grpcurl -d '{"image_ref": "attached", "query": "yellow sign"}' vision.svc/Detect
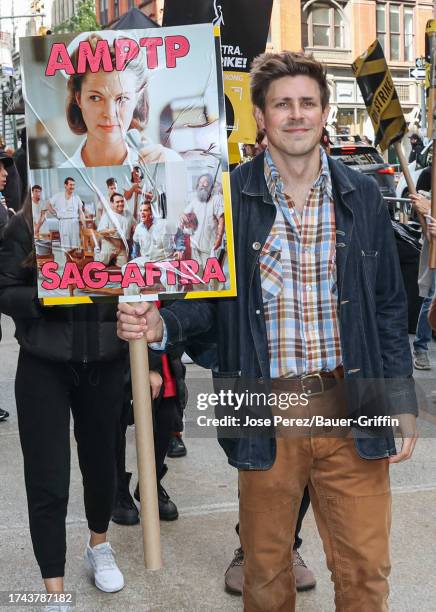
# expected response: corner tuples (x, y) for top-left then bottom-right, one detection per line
(224, 71), (257, 144)
(353, 40), (406, 151)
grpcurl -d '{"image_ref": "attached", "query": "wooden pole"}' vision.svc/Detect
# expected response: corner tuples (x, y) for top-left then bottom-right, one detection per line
(429, 143), (436, 268)
(128, 334), (162, 570)
(428, 4), (436, 267)
(394, 141), (426, 229)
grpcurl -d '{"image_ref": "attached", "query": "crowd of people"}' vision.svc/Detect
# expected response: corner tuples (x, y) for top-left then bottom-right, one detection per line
(30, 168), (225, 295)
(0, 47), (433, 612)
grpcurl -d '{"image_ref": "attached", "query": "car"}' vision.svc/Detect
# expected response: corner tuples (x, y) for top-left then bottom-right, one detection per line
(331, 141), (422, 333)
(395, 141), (432, 198)
(330, 143), (397, 198)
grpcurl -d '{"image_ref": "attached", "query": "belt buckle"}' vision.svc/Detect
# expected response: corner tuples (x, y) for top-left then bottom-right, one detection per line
(301, 372), (324, 397)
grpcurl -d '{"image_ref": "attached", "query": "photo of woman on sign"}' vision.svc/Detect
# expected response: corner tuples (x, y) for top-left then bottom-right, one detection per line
(61, 32), (181, 168)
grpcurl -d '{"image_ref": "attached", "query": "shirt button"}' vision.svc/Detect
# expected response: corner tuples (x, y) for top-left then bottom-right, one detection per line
(252, 242), (261, 251)
(307, 285), (312, 291)
(255, 309), (261, 315)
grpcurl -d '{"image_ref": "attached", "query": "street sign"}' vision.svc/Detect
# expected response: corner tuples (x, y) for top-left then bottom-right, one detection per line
(409, 67), (426, 80)
(416, 56), (426, 68)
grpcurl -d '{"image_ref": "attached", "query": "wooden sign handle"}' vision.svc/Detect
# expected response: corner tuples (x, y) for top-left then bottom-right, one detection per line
(128, 331), (162, 570)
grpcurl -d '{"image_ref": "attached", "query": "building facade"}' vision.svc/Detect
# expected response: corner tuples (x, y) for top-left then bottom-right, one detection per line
(95, 0), (164, 27)
(93, 0), (431, 137)
(268, 0), (433, 137)
(51, 0), (81, 29)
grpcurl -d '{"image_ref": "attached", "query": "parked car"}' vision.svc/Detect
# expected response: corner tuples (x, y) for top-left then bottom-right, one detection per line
(330, 143), (396, 198)
(396, 140), (432, 198)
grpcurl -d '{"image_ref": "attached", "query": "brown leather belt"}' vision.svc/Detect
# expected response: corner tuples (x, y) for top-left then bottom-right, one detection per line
(271, 365), (344, 397)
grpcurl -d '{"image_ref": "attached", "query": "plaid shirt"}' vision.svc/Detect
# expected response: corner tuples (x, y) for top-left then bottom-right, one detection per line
(262, 148), (342, 377)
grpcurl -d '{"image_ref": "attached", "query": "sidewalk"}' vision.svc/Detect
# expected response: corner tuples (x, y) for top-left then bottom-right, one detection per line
(1, 315), (435, 611)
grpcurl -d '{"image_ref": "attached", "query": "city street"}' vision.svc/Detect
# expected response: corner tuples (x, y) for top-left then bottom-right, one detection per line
(1, 313), (436, 612)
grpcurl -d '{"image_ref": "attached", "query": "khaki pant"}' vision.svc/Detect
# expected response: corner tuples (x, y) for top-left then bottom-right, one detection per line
(239, 384), (391, 612)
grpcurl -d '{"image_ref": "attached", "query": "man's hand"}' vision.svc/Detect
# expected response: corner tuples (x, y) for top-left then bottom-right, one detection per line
(149, 370), (163, 399)
(409, 193), (430, 216)
(388, 413), (418, 464)
(117, 302), (164, 343)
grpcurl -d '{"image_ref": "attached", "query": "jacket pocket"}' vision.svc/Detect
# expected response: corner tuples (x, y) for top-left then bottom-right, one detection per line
(259, 235), (283, 302)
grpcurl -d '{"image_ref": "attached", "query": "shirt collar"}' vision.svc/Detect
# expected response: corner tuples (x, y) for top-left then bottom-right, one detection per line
(264, 145), (333, 200)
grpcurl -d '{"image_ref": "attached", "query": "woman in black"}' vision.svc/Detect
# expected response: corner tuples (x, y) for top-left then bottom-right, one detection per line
(0, 196), (127, 606)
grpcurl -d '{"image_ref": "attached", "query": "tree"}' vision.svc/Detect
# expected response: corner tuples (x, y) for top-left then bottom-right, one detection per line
(54, 0), (101, 33)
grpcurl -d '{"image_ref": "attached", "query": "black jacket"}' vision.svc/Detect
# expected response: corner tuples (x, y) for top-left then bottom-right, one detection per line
(0, 212), (126, 362)
(160, 153), (416, 468)
(0, 148), (21, 212)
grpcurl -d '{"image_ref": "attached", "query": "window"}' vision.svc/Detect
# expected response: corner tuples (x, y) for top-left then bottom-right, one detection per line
(114, 0), (120, 19)
(376, 5), (386, 52)
(128, 0), (135, 8)
(303, 3), (345, 49)
(404, 7), (413, 62)
(376, 3), (414, 62)
(99, 0), (108, 25)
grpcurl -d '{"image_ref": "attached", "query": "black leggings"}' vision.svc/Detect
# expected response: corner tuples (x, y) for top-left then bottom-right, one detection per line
(117, 392), (178, 483)
(15, 349), (124, 579)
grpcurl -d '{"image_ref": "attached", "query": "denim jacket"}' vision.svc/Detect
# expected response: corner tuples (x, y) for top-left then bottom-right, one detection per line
(160, 153), (417, 470)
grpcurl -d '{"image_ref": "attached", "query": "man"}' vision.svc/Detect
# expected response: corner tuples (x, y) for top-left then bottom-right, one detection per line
(182, 173), (225, 276)
(132, 201), (181, 262)
(31, 185), (49, 236)
(46, 177), (85, 250)
(96, 193), (135, 267)
(410, 165), (435, 370)
(95, 177), (119, 221)
(117, 52), (417, 611)
(124, 166), (145, 220)
(107, 177), (118, 199)
(408, 133), (424, 163)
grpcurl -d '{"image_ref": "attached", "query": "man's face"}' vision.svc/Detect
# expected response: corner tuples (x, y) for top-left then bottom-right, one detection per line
(0, 161), (8, 191)
(108, 182), (118, 195)
(132, 168), (142, 183)
(140, 204), (152, 226)
(32, 188), (42, 202)
(112, 195), (125, 214)
(254, 75), (329, 160)
(65, 180), (75, 194)
(197, 175), (211, 202)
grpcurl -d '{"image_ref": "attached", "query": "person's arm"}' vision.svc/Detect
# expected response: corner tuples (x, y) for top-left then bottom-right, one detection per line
(409, 193), (430, 216)
(117, 299), (216, 348)
(0, 215), (42, 319)
(372, 186), (418, 461)
(123, 182), (141, 201)
(214, 214), (225, 250)
(45, 198), (57, 217)
(149, 370), (163, 400)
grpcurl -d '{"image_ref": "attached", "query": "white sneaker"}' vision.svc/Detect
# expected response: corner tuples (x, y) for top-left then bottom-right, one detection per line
(84, 540), (124, 593)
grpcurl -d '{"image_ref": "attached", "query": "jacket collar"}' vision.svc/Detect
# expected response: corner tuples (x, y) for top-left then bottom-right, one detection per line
(241, 150), (356, 207)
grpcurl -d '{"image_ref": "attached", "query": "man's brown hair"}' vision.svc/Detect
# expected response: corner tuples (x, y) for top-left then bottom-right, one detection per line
(250, 51), (330, 111)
